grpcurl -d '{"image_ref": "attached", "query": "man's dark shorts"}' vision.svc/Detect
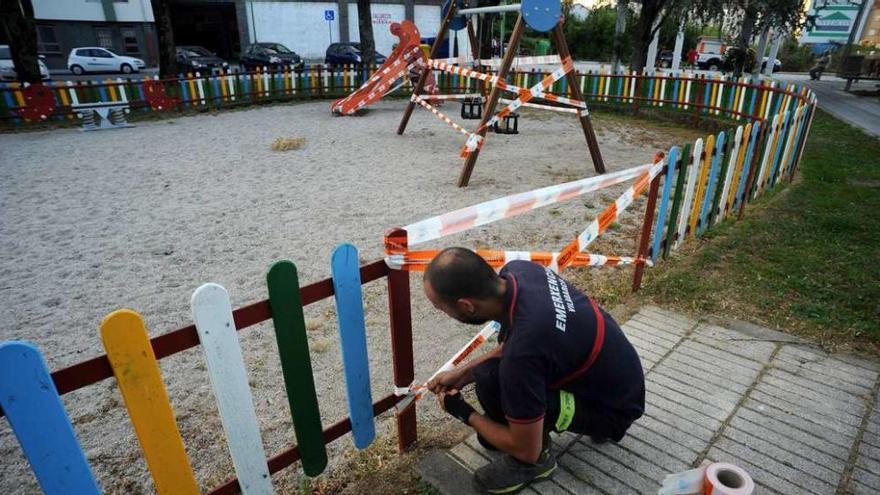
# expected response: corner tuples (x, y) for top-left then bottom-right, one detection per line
(472, 358), (635, 441)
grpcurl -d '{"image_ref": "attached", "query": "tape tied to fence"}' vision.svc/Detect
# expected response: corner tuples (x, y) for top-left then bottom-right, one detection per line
(397, 162), (654, 247)
(386, 158), (665, 276)
(385, 249), (653, 271)
(394, 321), (501, 412)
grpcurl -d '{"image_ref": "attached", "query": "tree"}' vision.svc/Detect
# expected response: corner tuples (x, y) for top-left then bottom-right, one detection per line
(693, 0), (805, 75)
(151, 0), (176, 78)
(629, 0), (671, 73)
(0, 0), (41, 83)
(357, 0), (376, 66)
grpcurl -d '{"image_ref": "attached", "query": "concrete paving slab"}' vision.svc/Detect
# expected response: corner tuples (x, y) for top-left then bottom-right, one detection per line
(416, 306), (880, 494)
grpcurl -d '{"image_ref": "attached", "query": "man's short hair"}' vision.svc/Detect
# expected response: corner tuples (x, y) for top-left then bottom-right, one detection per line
(425, 248), (501, 303)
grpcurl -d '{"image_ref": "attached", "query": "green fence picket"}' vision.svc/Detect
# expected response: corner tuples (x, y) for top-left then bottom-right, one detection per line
(266, 261), (328, 477)
(663, 142), (691, 259)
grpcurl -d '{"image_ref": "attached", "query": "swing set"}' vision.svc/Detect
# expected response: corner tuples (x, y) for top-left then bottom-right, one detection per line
(397, 0), (607, 187)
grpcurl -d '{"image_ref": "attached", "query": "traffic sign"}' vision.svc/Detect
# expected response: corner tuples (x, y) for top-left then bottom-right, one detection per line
(325, 10), (335, 21)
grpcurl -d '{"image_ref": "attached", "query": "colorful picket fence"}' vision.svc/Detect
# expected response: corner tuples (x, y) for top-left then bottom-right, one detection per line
(0, 244), (418, 494)
(0, 64), (817, 492)
(377, 68), (817, 289)
(1, 64), (808, 127)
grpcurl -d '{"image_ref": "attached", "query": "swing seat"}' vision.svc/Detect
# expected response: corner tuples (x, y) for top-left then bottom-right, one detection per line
(461, 97), (484, 120)
(492, 112), (520, 134)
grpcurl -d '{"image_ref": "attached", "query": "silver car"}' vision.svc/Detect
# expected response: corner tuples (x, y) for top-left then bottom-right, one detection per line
(0, 45), (51, 81)
(67, 47), (145, 75)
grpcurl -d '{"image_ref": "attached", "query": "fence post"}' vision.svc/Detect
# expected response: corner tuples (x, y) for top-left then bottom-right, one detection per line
(692, 76), (704, 127)
(384, 228), (417, 452)
(633, 75), (642, 115)
(632, 152), (664, 292)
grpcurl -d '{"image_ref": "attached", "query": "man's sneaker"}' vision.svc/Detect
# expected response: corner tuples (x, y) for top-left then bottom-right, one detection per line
(473, 451), (557, 494)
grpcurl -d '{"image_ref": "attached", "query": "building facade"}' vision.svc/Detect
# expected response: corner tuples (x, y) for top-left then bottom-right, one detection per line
(31, 0), (157, 70)
(25, 0), (453, 70)
(176, 0), (446, 61)
(860, 1), (880, 46)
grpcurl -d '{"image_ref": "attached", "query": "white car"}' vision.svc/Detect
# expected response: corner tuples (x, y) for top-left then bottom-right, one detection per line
(0, 45), (51, 81)
(67, 47), (145, 75)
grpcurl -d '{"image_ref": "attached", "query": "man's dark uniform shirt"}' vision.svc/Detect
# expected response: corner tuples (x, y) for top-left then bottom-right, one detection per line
(497, 261), (645, 441)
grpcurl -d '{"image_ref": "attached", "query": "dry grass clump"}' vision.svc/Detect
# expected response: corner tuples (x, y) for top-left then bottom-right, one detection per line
(270, 136), (306, 151)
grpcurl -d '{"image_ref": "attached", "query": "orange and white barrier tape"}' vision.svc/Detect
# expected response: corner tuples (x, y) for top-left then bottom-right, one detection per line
(426, 58), (585, 111)
(333, 47), (424, 114)
(400, 162), (653, 246)
(556, 160), (665, 269)
(412, 94), (472, 137)
(426, 59), (500, 85)
(476, 55), (563, 67)
(498, 98), (588, 116)
(428, 55), (562, 68)
(394, 321), (501, 412)
(462, 58), (576, 156)
(427, 93), (483, 100)
(385, 248), (652, 271)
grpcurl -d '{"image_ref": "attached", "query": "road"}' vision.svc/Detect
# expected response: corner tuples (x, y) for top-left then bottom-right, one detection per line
(774, 73), (880, 139)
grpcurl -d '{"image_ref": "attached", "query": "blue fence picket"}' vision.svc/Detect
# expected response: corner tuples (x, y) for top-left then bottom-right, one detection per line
(734, 123), (762, 211)
(0, 342), (100, 495)
(651, 146), (680, 263)
(698, 131), (726, 236)
(330, 243), (376, 450)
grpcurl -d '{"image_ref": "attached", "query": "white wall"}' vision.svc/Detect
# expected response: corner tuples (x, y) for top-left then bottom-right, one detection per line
(34, 0), (154, 22)
(414, 5), (441, 38)
(248, 1), (341, 59)
(347, 4), (406, 56)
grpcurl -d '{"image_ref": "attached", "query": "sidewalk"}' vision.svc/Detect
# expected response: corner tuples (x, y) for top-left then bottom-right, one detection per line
(774, 73), (880, 139)
(417, 306), (880, 494)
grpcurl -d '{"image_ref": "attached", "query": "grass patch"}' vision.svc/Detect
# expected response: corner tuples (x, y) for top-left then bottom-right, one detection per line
(307, 422), (469, 494)
(631, 110), (880, 354)
(271, 136), (306, 151)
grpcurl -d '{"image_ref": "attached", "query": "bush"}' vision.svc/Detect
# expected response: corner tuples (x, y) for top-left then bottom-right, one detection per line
(776, 36), (816, 72)
(722, 46), (756, 73)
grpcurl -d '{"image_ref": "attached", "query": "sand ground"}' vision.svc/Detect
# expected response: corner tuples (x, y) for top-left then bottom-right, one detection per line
(0, 99), (699, 493)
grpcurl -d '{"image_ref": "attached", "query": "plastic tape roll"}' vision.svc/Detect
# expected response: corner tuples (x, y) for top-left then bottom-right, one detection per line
(704, 463), (755, 495)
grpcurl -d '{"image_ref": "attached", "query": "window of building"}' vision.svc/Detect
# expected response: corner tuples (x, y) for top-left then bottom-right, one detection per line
(36, 25), (61, 54)
(121, 28), (140, 55)
(94, 27), (114, 50)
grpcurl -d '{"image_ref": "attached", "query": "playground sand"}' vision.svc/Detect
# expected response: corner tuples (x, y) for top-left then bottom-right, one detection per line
(0, 99), (700, 493)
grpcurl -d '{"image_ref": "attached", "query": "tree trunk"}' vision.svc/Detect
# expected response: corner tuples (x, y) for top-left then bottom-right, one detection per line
(734, 5), (756, 77)
(151, 0), (176, 78)
(475, 0), (500, 59)
(0, 0), (41, 84)
(611, 0), (628, 72)
(629, 0), (664, 73)
(357, 0), (375, 66)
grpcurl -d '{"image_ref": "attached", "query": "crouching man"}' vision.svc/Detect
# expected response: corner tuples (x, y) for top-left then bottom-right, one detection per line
(423, 248), (645, 494)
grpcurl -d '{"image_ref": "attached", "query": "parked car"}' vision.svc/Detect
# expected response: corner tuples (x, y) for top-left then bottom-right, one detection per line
(176, 46), (228, 73)
(239, 43), (304, 71)
(0, 45), (50, 81)
(695, 37), (727, 71)
(324, 43), (387, 66)
(657, 50), (677, 68)
(68, 47), (145, 75)
(761, 56), (782, 73)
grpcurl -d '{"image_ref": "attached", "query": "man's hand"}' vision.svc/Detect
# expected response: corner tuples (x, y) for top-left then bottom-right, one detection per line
(427, 369), (466, 394)
(439, 390), (476, 425)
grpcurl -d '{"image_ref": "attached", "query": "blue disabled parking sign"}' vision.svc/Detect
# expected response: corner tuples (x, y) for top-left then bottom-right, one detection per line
(324, 10), (335, 21)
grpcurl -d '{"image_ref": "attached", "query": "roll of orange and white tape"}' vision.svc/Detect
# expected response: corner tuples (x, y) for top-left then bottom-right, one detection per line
(703, 463), (755, 495)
